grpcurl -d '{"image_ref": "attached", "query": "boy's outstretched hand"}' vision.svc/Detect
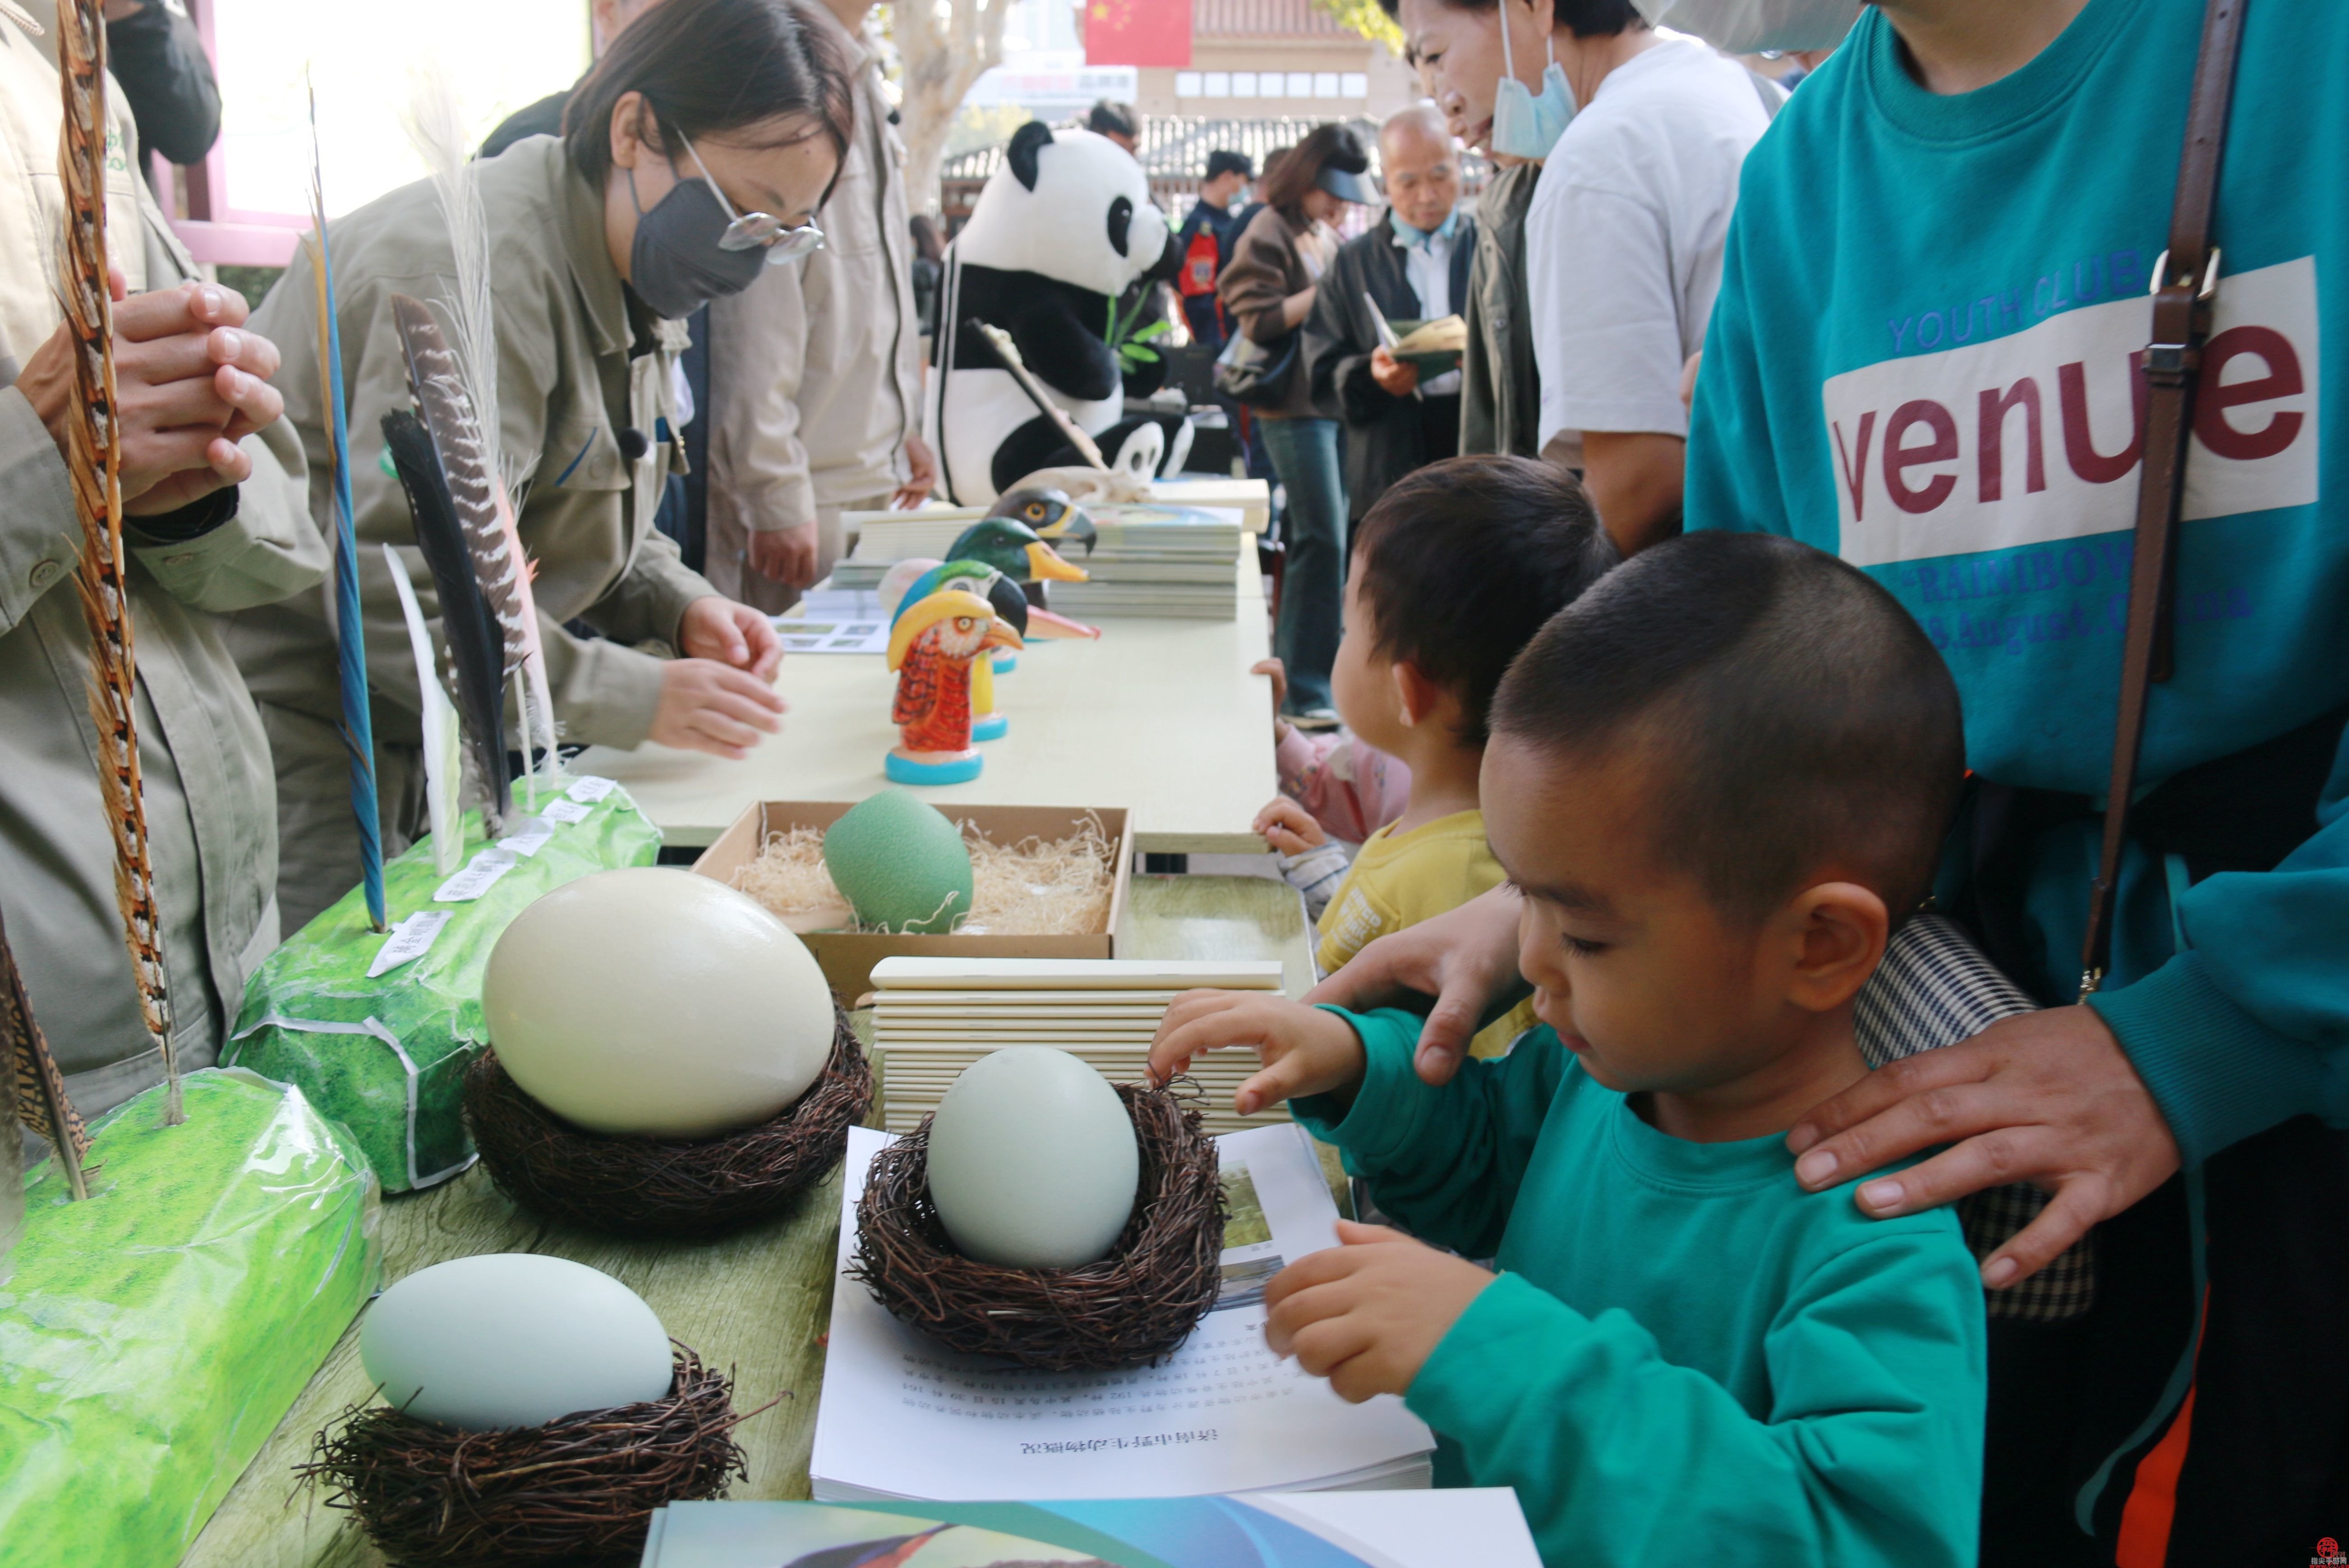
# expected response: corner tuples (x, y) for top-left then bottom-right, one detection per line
(1264, 1222), (1495, 1402)
(1148, 991), (1365, 1117)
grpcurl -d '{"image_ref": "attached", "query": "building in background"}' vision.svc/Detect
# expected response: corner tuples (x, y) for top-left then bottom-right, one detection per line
(1148, 0), (1417, 120)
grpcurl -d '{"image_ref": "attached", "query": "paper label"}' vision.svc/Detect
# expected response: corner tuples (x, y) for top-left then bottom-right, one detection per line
(496, 817), (557, 858)
(433, 849), (517, 903)
(366, 910), (452, 978)
(565, 775), (617, 803)
(539, 797), (593, 825)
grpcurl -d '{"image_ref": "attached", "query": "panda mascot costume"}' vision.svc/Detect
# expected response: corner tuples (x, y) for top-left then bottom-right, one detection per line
(929, 121), (1183, 507)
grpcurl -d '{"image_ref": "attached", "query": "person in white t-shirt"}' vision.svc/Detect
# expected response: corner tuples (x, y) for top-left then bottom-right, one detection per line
(1391, 0), (1770, 555)
(1527, 6), (1769, 550)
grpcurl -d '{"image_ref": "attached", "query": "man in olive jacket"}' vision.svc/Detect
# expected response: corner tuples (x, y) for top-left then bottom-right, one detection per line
(0, 14), (322, 1117)
(1303, 106), (1475, 525)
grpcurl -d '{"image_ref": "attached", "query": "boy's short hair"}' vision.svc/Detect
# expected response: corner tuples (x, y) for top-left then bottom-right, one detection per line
(1490, 532), (1964, 921)
(1350, 456), (1618, 746)
(1205, 149), (1253, 181)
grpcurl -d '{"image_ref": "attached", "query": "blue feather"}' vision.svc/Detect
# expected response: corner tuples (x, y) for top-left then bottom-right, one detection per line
(310, 86), (384, 932)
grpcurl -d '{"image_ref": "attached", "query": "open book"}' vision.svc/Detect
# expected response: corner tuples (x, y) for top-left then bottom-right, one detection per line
(810, 1123), (1434, 1502)
(640, 1491), (1539, 1567)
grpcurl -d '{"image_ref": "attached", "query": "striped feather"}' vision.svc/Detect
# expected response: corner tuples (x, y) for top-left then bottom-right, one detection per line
(382, 408), (511, 839)
(55, 0), (178, 1124)
(1, 905), (88, 1200)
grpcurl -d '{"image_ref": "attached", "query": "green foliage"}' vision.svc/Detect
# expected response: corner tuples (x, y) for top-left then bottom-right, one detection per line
(1314, 0), (1406, 52)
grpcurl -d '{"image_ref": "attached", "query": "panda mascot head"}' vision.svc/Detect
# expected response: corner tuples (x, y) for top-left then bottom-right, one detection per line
(928, 123), (1179, 507)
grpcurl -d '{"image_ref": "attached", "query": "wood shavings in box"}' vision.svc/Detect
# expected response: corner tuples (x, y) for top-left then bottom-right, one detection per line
(730, 814), (1116, 937)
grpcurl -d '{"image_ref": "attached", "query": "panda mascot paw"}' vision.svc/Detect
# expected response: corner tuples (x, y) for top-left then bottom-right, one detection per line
(927, 122), (1182, 508)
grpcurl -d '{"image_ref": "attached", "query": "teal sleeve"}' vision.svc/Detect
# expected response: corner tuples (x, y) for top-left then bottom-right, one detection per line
(1289, 1007), (1570, 1260)
(2087, 738), (2349, 1164)
(1408, 1238), (1986, 1568)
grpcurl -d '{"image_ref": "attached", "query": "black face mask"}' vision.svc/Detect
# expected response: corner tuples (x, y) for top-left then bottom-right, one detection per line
(626, 168), (766, 320)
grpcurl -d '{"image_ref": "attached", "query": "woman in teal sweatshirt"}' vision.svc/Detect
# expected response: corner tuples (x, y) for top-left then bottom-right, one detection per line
(1678, 0), (2349, 1554)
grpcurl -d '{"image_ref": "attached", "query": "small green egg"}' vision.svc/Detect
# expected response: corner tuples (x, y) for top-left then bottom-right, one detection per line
(822, 788), (974, 934)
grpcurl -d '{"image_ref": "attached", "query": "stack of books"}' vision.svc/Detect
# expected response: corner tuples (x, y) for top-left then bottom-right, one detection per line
(831, 504), (1245, 620)
(810, 1122), (1439, 1504)
(871, 957), (1291, 1136)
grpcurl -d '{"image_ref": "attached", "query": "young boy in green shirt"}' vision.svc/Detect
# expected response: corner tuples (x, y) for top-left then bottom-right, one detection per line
(1153, 531), (1989, 1565)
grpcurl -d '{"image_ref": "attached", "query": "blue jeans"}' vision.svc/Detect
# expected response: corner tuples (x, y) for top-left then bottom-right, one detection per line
(1259, 415), (1348, 713)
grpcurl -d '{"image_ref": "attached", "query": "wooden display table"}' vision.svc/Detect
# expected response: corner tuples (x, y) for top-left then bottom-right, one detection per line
(571, 556), (1279, 855)
(178, 874), (1314, 1568)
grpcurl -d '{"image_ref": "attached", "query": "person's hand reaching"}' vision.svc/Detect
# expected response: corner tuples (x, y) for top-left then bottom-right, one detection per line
(1149, 990), (1365, 1117)
(648, 659), (785, 760)
(1303, 882), (1528, 1087)
(1255, 795), (1327, 855)
(1263, 1223), (1495, 1402)
(1250, 656), (1291, 740)
(679, 594), (783, 681)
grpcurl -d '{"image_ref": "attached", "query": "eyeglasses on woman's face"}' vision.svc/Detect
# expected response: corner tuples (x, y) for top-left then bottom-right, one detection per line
(678, 130), (825, 264)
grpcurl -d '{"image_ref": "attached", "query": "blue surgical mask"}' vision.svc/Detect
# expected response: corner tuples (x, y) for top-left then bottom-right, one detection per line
(1390, 207), (1460, 248)
(1492, 17), (1574, 161)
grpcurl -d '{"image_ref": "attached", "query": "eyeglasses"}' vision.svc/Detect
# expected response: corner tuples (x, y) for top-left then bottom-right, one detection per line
(678, 131), (824, 265)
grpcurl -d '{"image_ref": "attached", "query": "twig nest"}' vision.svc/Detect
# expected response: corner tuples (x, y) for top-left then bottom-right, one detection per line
(299, 1343), (751, 1568)
(849, 1081), (1226, 1370)
(464, 1003), (872, 1237)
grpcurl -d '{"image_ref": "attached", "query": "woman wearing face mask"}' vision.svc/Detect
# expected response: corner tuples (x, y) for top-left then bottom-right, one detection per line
(1386, 0), (1772, 554)
(1218, 123), (1376, 725)
(235, 0), (852, 928)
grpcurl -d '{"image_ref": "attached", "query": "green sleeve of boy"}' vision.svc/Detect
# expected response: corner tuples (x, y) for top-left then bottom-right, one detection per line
(1290, 1006), (1570, 1260)
(1410, 1240), (1986, 1567)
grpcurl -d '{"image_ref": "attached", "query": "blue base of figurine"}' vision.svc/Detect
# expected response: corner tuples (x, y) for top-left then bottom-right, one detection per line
(993, 651), (1017, 674)
(972, 712), (1009, 742)
(886, 750), (983, 785)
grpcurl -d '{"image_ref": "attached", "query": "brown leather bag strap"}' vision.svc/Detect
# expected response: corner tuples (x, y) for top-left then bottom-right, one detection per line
(2080, 0), (2250, 999)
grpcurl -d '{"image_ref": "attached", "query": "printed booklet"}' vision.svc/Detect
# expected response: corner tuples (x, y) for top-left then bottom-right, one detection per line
(639, 1490), (1538, 1568)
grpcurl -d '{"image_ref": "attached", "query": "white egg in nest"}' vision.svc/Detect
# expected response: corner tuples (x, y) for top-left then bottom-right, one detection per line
(483, 867), (835, 1139)
(360, 1255), (673, 1430)
(924, 1046), (1141, 1269)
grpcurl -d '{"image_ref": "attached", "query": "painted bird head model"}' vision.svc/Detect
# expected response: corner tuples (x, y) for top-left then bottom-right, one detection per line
(884, 590), (1024, 785)
(944, 516), (1090, 586)
(988, 486), (1099, 556)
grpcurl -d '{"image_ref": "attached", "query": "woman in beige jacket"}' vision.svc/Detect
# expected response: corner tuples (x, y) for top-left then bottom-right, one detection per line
(1218, 124), (1373, 722)
(235, 0), (856, 927)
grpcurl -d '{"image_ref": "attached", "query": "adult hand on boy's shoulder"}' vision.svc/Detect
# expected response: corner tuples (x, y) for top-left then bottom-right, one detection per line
(1787, 1005), (2180, 1289)
(1149, 991), (1366, 1116)
(1264, 1222), (1495, 1402)
(1305, 883), (1529, 1087)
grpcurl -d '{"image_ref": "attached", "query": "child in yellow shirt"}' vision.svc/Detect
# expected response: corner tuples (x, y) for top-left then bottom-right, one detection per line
(1258, 456), (1617, 1058)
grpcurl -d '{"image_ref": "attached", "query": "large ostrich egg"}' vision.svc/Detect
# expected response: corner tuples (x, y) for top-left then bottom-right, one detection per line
(483, 868), (834, 1138)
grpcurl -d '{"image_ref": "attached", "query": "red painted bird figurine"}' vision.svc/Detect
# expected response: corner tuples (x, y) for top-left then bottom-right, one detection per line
(884, 590), (1023, 785)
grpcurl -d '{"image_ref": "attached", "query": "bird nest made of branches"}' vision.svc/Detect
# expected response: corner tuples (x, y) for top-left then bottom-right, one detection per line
(847, 1081), (1226, 1371)
(296, 1343), (755, 1568)
(464, 1003), (872, 1237)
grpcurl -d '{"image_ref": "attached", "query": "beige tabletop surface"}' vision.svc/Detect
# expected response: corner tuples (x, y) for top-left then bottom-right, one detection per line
(177, 873), (1322, 1568)
(571, 556), (1280, 855)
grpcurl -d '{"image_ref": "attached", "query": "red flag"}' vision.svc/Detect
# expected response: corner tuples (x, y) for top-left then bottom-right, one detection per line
(1085, 0), (1192, 68)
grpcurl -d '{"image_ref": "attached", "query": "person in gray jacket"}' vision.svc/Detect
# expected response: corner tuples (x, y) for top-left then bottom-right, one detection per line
(0, 14), (321, 1117)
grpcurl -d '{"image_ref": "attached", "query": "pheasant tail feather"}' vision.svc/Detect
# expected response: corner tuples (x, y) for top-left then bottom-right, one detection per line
(1, 906), (89, 1199)
(55, 0), (177, 1123)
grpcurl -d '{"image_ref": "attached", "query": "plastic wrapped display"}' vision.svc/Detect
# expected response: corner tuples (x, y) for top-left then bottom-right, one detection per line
(223, 776), (661, 1192)
(0, 1068), (380, 1568)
